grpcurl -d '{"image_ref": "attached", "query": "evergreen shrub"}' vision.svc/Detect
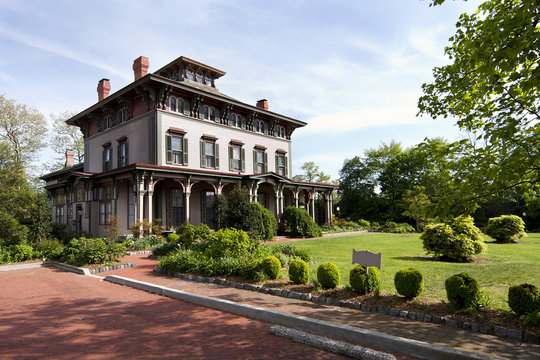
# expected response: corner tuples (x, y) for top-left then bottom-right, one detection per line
(12, 243), (38, 262)
(289, 259), (309, 284)
(421, 215), (486, 262)
(445, 273), (480, 310)
(261, 256), (281, 280)
(167, 233), (180, 243)
(485, 215), (526, 243)
(152, 242), (179, 256)
(317, 262), (340, 289)
(282, 206), (322, 238)
(508, 283), (540, 316)
(38, 239), (64, 260)
(349, 265), (380, 293)
(250, 202), (278, 241)
(394, 267), (424, 299)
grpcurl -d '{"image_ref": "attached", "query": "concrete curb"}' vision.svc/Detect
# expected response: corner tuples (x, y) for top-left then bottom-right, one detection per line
(46, 261), (91, 275)
(0, 261), (44, 271)
(269, 325), (396, 360)
(104, 275), (505, 360)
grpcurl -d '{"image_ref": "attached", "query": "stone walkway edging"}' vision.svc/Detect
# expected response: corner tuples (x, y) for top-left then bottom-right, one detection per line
(127, 250), (152, 256)
(104, 274), (504, 360)
(46, 261), (136, 275)
(154, 268), (540, 346)
(0, 261), (44, 271)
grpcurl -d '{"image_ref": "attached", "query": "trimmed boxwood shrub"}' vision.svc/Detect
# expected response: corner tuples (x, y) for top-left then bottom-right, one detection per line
(167, 233), (180, 243)
(38, 239), (64, 260)
(317, 262), (340, 289)
(421, 215), (486, 262)
(261, 256), (281, 280)
(282, 206), (322, 238)
(289, 259), (309, 284)
(251, 202), (278, 241)
(349, 265), (380, 293)
(394, 267), (424, 299)
(508, 283), (540, 316)
(445, 273), (480, 310)
(485, 215), (526, 243)
(152, 242), (179, 256)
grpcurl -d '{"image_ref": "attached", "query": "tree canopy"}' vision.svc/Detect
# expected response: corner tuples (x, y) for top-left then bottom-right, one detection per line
(418, 0), (539, 202)
(49, 111), (84, 170)
(293, 161), (332, 184)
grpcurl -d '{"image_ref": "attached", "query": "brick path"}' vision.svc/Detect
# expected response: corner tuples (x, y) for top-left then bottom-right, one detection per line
(0, 266), (349, 360)
(105, 254), (540, 360)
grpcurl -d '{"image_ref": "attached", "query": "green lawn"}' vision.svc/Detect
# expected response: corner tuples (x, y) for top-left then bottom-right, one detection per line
(279, 233), (540, 310)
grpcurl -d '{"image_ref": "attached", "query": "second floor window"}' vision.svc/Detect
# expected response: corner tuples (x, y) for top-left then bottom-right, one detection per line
(170, 97), (176, 112)
(200, 139), (219, 169)
(102, 145), (112, 171)
(166, 132), (188, 166)
(253, 148), (267, 173)
(117, 141), (128, 167)
(229, 144), (245, 172)
(275, 153), (288, 177)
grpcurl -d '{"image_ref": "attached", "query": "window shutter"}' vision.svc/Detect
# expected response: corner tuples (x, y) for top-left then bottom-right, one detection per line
(275, 155), (279, 173)
(264, 152), (268, 172)
(184, 99), (190, 116)
(117, 144), (122, 168)
(166, 134), (172, 164)
(200, 140), (205, 167)
(102, 149), (106, 172)
(183, 137), (188, 165)
(241, 116), (246, 129)
(228, 113), (234, 126)
(215, 143), (220, 169)
(263, 122), (268, 134)
(228, 145), (233, 171)
(284, 156), (288, 177)
(214, 108), (220, 123)
(125, 142), (129, 166)
(241, 148), (245, 172)
(253, 150), (257, 173)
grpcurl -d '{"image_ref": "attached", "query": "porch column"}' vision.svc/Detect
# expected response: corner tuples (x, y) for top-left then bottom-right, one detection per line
(147, 174), (154, 224)
(294, 190), (299, 208)
(137, 176), (145, 224)
(310, 192), (316, 221)
(185, 191), (191, 224)
(274, 187), (280, 219)
(329, 192), (334, 224)
(278, 188), (284, 219)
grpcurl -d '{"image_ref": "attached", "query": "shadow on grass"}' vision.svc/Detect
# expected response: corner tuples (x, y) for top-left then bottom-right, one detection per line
(391, 255), (437, 262)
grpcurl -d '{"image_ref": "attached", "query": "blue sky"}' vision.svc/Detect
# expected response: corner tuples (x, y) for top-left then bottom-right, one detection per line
(0, 0), (480, 179)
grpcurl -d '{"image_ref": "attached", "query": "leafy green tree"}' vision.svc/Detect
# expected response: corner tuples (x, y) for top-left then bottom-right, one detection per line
(402, 186), (432, 230)
(293, 161), (332, 183)
(419, 0), (539, 204)
(49, 111), (84, 170)
(0, 94), (47, 164)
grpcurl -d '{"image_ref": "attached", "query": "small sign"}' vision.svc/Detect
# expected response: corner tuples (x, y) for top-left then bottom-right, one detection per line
(352, 249), (382, 269)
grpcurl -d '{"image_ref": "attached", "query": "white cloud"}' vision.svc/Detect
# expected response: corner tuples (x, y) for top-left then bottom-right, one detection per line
(298, 92), (423, 134)
(0, 25), (130, 81)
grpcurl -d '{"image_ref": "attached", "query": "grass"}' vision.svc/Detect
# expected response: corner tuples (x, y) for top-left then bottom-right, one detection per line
(274, 233), (540, 310)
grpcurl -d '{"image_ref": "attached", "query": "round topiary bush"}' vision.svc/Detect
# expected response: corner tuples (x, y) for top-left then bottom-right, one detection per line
(317, 262), (340, 289)
(485, 215), (526, 243)
(508, 283), (540, 316)
(167, 233), (180, 243)
(394, 267), (424, 299)
(445, 273), (480, 310)
(421, 215), (486, 262)
(282, 206), (322, 238)
(289, 259), (310, 284)
(349, 265), (380, 293)
(261, 256), (281, 280)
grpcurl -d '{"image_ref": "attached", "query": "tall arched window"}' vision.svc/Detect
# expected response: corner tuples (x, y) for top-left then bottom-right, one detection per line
(170, 97), (176, 112)
(177, 98), (184, 113)
(209, 107), (215, 121)
(203, 105), (209, 119)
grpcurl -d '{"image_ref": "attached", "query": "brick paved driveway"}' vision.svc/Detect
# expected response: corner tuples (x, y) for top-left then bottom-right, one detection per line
(0, 266), (347, 359)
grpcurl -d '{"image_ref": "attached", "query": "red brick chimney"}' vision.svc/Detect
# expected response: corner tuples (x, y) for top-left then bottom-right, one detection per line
(97, 78), (111, 101)
(256, 99), (268, 110)
(133, 56), (149, 81)
(65, 149), (74, 168)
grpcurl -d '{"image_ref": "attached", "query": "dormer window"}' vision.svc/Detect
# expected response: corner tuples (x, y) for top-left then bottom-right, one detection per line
(276, 125), (286, 138)
(118, 108), (127, 123)
(254, 120), (266, 134)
